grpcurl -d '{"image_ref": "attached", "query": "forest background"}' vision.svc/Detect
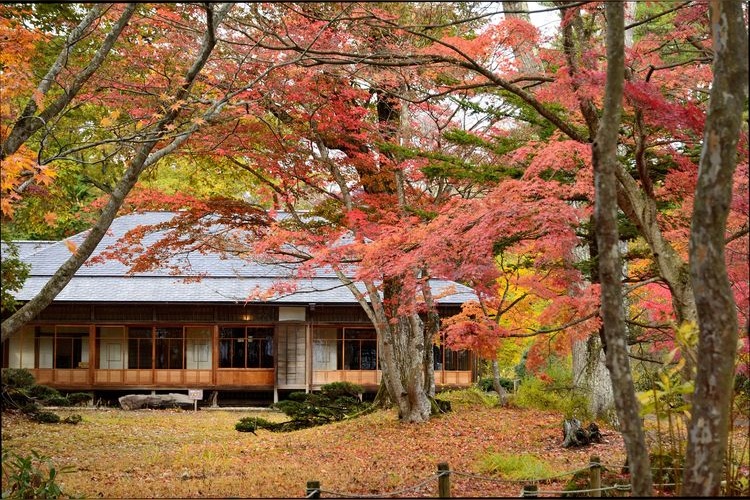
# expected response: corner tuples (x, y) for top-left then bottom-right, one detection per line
(0, 2), (747, 497)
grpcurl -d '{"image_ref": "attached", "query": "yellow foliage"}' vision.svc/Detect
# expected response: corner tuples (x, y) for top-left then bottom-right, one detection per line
(100, 110), (121, 127)
(64, 240), (78, 254)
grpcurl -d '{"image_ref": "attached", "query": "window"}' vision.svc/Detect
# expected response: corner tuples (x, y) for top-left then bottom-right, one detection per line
(185, 327), (212, 369)
(219, 326), (273, 368)
(54, 326), (89, 368)
(35, 327), (54, 368)
(313, 328), (337, 370)
(341, 328), (377, 370)
(433, 344), (470, 371)
(128, 327), (153, 369)
(5, 326), (35, 369)
(97, 326), (125, 369)
(445, 349), (470, 371)
(247, 327), (274, 368)
(156, 327), (184, 369)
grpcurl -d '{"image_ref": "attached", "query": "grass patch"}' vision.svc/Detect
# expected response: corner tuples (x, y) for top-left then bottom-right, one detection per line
(436, 387), (500, 408)
(2, 406), (627, 498)
(478, 452), (557, 481)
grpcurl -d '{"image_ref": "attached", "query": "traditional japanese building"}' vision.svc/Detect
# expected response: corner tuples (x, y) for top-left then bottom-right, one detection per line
(2, 212), (477, 405)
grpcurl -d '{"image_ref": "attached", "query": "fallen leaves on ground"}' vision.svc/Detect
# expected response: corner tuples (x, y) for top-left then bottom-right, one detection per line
(1, 403), (627, 498)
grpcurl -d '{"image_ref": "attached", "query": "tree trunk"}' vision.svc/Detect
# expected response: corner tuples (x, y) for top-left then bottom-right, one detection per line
(683, 1), (748, 495)
(491, 359), (508, 406)
(572, 208), (615, 422)
(592, 3), (652, 496)
(378, 311), (432, 423)
(572, 335), (615, 421)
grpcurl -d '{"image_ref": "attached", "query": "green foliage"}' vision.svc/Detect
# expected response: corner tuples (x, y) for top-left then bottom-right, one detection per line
(650, 452), (684, 487)
(3, 3), (83, 32)
(636, 324), (697, 420)
(514, 362), (591, 421)
(430, 397), (452, 415)
(318, 381), (364, 400)
(28, 384), (60, 401)
(1, 160), (100, 241)
(476, 376), (515, 393)
(1, 368), (87, 424)
(1, 449), (75, 499)
(66, 393), (93, 406)
(0, 241), (30, 314)
(436, 387), (499, 408)
(62, 414), (83, 425)
(636, 359), (693, 420)
(724, 459), (750, 497)
(1, 368), (36, 389)
(44, 395), (72, 407)
(478, 452), (556, 480)
(20, 403), (42, 415)
(31, 411), (61, 424)
(735, 373), (750, 396)
(140, 156), (263, 202)
(635, 324), (698, 485)
(236, 416), (280, 433)
(236, 382), (370, 433)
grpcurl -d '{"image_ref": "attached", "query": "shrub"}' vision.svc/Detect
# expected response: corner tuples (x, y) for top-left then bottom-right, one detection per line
(31, 411), (61, 424)
(1, 449), (74, 498)
(236, 416), (279, 433)
(28, 384), (61, 401)
(319, 381), (364, 399)
(477, 376), (515, 393)
(62, 414), (83, 425)
(237, 382), (370, 433)
(20, 403), (41, 416)
(66, 393), (93, 406)
(1, 368), (35, 389)
(2, 368), (89, 425)
(436, 387), (499, 408)
(736, 373), (749, 395)
(514, 376), (591, 420)
(44, 395), (71, 407)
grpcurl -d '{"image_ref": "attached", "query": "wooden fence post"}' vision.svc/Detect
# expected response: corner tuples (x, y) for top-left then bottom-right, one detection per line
(306, 480), (320, 498)
(521, 484), (538, 497)
(589, 455), (601, 497)
(438, 462), (451, 498)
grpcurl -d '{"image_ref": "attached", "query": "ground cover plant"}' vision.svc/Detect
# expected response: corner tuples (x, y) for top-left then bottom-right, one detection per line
(237, 382), (371, 433)
(1, 368), (89, 424)
(2, 398), (629, 498)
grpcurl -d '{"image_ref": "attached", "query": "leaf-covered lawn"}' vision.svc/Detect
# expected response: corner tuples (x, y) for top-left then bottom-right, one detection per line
(1, 403), (627, 498)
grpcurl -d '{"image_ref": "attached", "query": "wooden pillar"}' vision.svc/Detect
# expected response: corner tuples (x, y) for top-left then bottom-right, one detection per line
(88, 325), (96, 388)
(211, 324), (218, 386)
(521, 484), (538, 497)
(589, 455), (601, 497)
(150, 326), (156, 385)
(306, 480), (320, 498)
(438, 462), (451, 498)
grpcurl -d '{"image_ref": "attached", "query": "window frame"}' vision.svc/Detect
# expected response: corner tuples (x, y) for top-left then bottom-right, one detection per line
(218, 325), (274, 369)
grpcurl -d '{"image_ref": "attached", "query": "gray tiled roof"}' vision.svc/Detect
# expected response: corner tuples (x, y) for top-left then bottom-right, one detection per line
(1, 240), (57, 259)
(12, 211), (476, 305)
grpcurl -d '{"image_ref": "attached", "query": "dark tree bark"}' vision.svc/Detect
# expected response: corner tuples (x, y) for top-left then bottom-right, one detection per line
(592, 3), (652, 496)
(683, 1), (748, 495)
